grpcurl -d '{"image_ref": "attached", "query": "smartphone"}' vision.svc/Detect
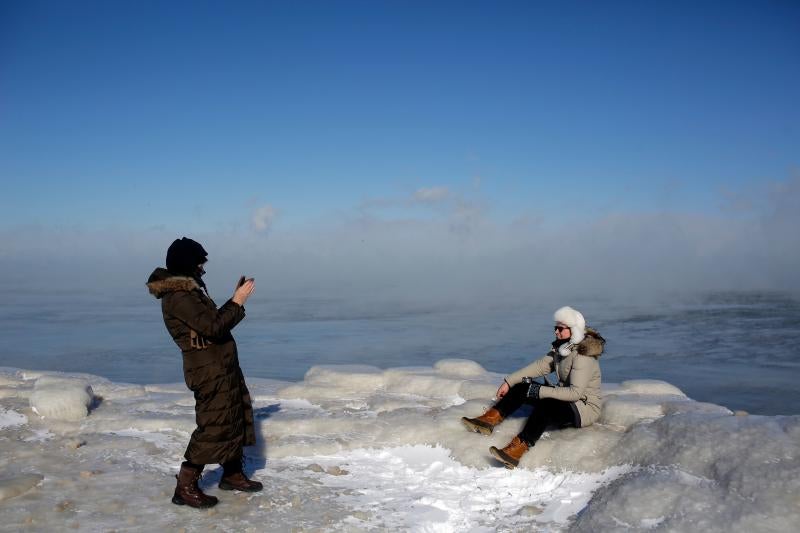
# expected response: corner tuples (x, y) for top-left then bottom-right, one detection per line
(237, 276), (246, 288)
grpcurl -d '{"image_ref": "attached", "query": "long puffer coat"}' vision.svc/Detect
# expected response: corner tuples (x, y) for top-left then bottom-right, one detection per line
(147, 267), (256, 464)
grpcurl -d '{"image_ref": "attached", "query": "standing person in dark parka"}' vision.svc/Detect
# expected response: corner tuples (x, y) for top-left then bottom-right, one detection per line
(146, 237), (262, 508)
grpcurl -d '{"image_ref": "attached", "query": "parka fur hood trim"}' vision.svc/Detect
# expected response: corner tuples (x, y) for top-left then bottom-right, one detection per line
(576, 328), (605, 358)
(146, 268), (200, 298)
(552, 327), (605, 358)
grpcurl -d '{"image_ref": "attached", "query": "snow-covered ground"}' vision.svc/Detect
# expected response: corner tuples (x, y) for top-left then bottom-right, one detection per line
(0, 360), (798, 532)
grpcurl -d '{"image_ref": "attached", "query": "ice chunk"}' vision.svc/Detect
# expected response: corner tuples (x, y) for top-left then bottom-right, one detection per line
(383, 368), (464, 397)
(279, 365), (385, 401)
(433, 359), (486, 378)
(601, 397), (665, 426)
(618, 379), (686, 396)
(599, 379), (705, 427)
(29, 376), (94, 421)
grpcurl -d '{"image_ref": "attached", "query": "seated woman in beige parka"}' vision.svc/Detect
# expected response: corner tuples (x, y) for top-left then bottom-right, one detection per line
(461, 306), (605, 468)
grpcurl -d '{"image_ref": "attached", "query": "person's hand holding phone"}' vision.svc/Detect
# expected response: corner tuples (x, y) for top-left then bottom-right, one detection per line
(233, 276), (255, 306)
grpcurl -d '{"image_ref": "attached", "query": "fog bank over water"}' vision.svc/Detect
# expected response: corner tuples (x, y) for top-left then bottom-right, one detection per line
(4, 177), (798, 414)
(1, 176), (799, 302)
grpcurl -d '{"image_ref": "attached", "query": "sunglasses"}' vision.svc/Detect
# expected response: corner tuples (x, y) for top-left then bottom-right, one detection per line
(554, 325), (570, 332)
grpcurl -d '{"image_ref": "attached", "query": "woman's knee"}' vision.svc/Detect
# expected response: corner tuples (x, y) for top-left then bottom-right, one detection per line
(537, 398), (560, 408)
(531, 398), (561, 418)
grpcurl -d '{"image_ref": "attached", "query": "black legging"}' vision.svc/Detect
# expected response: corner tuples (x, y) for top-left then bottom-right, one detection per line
(494, 382), (580, 446)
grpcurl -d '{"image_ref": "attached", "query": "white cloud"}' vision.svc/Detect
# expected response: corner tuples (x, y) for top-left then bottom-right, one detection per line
(251, 204), (277, 233)
(413, 186), (450, 203)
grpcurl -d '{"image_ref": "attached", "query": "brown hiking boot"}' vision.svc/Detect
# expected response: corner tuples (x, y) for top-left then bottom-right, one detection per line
(219, 471), (263, 492)
(489, 436), (529, 469)
(461, 408), (504, 435)
(172, 463), (218, 508)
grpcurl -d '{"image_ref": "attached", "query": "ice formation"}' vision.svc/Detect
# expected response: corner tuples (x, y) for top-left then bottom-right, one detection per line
(0, 360), (797, 531)
(28, 375), (94, 421)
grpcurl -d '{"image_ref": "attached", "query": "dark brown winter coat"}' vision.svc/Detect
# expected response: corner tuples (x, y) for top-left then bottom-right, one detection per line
(147, 268), (256, 464)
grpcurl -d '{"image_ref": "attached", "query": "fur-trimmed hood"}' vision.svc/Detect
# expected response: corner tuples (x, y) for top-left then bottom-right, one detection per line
(552, 327), (605, 358)
(146, 268), (201, 299)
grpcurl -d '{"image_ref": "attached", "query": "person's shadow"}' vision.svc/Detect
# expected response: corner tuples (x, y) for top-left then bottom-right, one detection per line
(246, 403), (281, 473)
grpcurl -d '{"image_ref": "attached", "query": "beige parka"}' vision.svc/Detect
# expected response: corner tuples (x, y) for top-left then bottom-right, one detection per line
(505, 329), (605, 427)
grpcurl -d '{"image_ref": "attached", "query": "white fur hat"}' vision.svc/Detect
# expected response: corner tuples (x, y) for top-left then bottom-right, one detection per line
(553, 306), (586, 345)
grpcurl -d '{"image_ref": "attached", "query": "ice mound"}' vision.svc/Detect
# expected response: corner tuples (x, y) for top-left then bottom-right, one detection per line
(277, 359), (495, 409)
(599, 379), (716, 427)
(0, 363), (797, 531)
(433, 358), (487, 377)
(575, 414), (800, 532)
(266, 362), (729, 471)
(29, 376), (94, 421)
(616, 379), (686, 395)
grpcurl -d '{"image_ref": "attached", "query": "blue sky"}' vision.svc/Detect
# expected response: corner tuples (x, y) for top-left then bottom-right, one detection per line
(1, 1), (799, 292)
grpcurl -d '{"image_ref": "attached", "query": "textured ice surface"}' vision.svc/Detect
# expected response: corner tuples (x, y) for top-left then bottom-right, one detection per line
(0, 361), (797, 532)
(0, 408), (27, 430)
(0, 474), (44, 503)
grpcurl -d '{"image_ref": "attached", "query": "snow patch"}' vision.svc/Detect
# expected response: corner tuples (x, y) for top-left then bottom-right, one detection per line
(286, 445), (630, 530)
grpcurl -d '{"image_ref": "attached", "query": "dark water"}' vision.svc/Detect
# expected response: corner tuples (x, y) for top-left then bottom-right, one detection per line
(1, 287), (798, 415)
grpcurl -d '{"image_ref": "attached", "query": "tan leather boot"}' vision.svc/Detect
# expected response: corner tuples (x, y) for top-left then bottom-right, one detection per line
(171, 463), (218, 508)
(489, 436), (529, 469)
(461, 407), (504, 435)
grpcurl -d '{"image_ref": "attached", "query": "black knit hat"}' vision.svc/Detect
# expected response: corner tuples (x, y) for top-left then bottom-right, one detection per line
(166, 237), (208, 277)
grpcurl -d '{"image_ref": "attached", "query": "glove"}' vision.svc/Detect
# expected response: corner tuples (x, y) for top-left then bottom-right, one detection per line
(526, 382), (541, 399)
(521, 377), (541, 399)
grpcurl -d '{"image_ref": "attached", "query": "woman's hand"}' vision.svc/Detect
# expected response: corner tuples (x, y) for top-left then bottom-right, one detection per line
(495, 381), (510, 400)
(232, 278), (255, 306)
